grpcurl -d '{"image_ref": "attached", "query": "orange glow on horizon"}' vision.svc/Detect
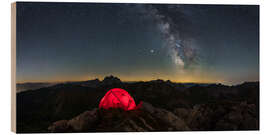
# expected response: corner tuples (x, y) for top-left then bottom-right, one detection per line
(16, 70), (258, 85)
(16, 74), (223, 84)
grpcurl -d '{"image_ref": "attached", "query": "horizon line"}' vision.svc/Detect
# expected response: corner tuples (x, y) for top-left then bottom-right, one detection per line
(16, 78), (259, 86)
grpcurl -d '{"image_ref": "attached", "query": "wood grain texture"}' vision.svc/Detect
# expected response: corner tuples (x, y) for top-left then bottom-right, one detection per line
(11, 2), (16, 133)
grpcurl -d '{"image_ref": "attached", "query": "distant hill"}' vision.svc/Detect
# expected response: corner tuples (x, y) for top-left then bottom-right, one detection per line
(16, 82), (58, 93)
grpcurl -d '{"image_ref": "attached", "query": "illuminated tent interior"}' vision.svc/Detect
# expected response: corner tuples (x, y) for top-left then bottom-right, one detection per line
(99, 88), (139, 111)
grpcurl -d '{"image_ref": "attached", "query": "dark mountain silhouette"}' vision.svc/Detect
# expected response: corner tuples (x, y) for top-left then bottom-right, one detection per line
(101, 75), (122, 85)
(16, 76), (259, 133)
(16, 82), (57, 93)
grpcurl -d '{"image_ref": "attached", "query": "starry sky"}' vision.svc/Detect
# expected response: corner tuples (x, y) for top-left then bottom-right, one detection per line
(16, 2), (259, 85)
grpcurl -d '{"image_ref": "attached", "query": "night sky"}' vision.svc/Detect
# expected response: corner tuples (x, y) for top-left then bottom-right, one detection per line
(16, 2), (259, 85)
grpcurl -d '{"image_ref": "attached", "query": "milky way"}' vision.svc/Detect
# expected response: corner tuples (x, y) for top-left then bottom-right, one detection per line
(145, 5), (200, 70)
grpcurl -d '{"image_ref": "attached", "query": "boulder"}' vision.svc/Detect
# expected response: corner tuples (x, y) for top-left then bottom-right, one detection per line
(140, 101), (156, 114)
(154, 108), (190, 130)
(174, 108), (190, 122)
(67, 108), (98, 131)
(48, 120), (69, 132)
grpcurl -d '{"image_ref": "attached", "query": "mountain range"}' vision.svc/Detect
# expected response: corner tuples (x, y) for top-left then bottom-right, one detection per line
(16, 75), (259, 133)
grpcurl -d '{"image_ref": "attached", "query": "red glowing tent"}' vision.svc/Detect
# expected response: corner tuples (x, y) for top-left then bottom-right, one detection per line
(99, 88), (138, 111)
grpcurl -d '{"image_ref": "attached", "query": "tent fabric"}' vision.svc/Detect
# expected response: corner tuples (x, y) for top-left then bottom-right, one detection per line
(99, 88), (137, 111)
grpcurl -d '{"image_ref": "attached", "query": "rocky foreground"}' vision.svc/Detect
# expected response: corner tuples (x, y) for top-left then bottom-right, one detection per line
(48, 101), (258, 132)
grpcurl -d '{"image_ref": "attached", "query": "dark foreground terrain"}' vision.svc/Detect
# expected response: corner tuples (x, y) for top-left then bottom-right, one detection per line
(17, 76), (259, 133)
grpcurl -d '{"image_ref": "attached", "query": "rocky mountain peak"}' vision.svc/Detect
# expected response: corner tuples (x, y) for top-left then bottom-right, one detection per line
(102, 75), (121, 85)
